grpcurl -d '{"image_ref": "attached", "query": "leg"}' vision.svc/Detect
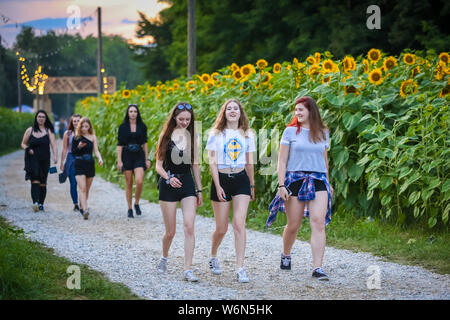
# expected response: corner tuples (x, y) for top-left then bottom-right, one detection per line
(31, 181), (40, 203)
(231, 195), (250, 269)
(159, 200), (178, 258)
(39, 183), (47, 204)
(180, 196), (197, 270)
(282, 196), (306, 256)
(308, 191), (328, 269)
(75, 175), (87, 211)
(133, 167), (144, 205)
(85, 177), (94, 204)
(68, 165), (78, 205)
(211, 201), (231, 257)
(124, 171), (133, 210)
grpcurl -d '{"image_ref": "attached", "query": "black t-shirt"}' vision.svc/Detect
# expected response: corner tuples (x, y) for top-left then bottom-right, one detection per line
(117, 122), (148, 146)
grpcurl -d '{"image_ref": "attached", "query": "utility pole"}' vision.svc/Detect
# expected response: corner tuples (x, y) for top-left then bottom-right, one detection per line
(187, 0), (196, 78)
(16, 52), (22, 112)
(97, 7), (103, 95)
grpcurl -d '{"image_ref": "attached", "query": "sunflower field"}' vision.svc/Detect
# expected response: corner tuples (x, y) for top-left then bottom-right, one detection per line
(75, 49), (450, 228)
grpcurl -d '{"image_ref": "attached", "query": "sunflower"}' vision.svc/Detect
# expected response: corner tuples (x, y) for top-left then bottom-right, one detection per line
(403, 53), (415, 65)
(322, 59), (336, 73)
(231, 63), (239, 71)
(206, 81), (214, 90)
(256, 59), (268, 69)
(439, 84), (449, 97)
(185, 80), (196, 91)
(368, 49), (382, 63)
(399, 79), (418, 98)
(200, 73), (210, 83)
(140, 96), (145, 103)
(434, 63), (445, 81)
(122, 89), (131, 98)
(342, 56), (356, 73)
(211, 72), (220, 82)
(439, 52), (449, 65)
(362, 59), (370, 73)
(344, 85), (359, 96)
(260, 71), (272, 84)
(273, 63), (282, 73)
(308, 65), (321, 78)
(233, 69), (243, 81)
(241, 64), (255, 77)
(314, 52), (321, 64)
(322, 74), (331, 84)
(293, 57), (299, 65)
(166, 87), (174, 94)
(286, 64), (291, 70)
(368, 68), (383, 85)
(383, 56), (397, 70)
(306, 56), (316, 64)
(411, 66), (421, 77)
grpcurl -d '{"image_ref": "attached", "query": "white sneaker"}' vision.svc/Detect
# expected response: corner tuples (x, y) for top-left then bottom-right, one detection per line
(209, 257), (222, 275)
(83, 208), (89, 220)
(184, 270), (199, 282)
(236, 268), (249, 283)
(157, 257), (167, 274)
(32, 203), (39, 212)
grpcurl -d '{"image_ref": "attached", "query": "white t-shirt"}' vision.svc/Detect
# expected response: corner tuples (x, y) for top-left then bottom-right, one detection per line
(206, 129), (256, 170)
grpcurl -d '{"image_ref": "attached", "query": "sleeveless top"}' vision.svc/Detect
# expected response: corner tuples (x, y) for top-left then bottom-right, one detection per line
(29, 128), (50, 160)
(163, 140), (191, 174)
(72, 136), (94, 157)
(67, 130), (74, 153)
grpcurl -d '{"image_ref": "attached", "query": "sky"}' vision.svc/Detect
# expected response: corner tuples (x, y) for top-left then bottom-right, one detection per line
(0, 0), (170, 48)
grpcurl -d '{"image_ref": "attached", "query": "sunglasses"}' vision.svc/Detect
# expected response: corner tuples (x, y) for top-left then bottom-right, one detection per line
(128, 104), (138, 108)
(177, 103), (192, 110)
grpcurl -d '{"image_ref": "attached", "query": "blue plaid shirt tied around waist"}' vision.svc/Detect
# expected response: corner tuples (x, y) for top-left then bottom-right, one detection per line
(266, 171), (332, 227)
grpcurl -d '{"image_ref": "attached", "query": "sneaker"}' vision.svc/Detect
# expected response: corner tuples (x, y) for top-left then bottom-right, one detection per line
(134, 204), (141, 216)
(73, 204), (80, 212)
(312, 267), (329, 281)
(32, 203), (39, 212)
(209, 257), (222, 275)
(157, 257), (167, 274)
(183, 270), (199, 282)
(83, 208), (89, 220)
(236, 268), (249, 283)
(128, 209), (134, 218)
(280, 254), (291, 270)
(38, 204), (44, 211)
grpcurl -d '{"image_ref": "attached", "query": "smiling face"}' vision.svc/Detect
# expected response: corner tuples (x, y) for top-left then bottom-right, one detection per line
(174, 110), (191, 129)
(80, 121), (91, 134)
(295, 103), (310, 124)
(225, 101), (241, 123)
(72, 116), (81, 129)
(36, 112), (46, 126)
(128, 106), (138, 121)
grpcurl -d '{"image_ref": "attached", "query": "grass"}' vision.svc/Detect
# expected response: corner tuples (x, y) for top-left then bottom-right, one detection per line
(0, 216), (141, 300)
(97, 166), (450, 275)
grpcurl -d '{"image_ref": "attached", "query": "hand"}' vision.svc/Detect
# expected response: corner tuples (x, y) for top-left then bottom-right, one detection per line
(330, 185), (334, 197)
(278, 186), (289, 201)
(250, 187), (255, 201)
(78, 142), (86, 149)
(169, 177), (182, 188)
(99, 159), (103, 167)
(145, 159), (150, 170)
(28, 149), (34, 155)
(196, 192), (203, 206)
(53, 156), (58, 164)
(60, 163), (64, 172)
(117, 161), (123, 172)
(216, 185), (227, 202)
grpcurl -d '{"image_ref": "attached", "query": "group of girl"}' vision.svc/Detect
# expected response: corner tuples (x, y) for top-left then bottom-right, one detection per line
(21, 95), (333, 284)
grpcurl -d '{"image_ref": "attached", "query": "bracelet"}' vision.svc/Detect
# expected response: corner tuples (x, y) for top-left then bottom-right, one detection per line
(165, 170), (174, 185)
(277, 185), (285, 189)
(250, 185), (255, 188)
(195, 190), (202, 194)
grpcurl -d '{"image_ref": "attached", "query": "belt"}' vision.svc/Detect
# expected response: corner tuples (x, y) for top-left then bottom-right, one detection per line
(219, 170), (246, 178)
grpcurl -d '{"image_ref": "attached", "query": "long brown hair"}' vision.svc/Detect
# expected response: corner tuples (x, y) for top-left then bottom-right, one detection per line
(287, 96), (328, 143)
(75, 117), (94, 138)
(212, 99), (249, 136)
(67, 114), (82, 132)
(155, 102), (195, 162)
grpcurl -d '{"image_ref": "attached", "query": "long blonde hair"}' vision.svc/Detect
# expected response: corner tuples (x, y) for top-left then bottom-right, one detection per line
(75, 117), (94, 137)
(212, 99), (250, 137)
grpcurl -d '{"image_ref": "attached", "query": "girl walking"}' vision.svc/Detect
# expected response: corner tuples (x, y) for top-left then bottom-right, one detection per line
(60, 114), (82, 212)
(206, 98), (255, 283)
(21, 110), (58, 212)
(155, 102), (202, 282)
(117, 104), (150, 218)
(267, 96), (333, 281)
(71, 117), (103, 220)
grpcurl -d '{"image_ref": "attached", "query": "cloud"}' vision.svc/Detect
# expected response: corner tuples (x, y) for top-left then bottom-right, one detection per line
(121, 18), (137, 24)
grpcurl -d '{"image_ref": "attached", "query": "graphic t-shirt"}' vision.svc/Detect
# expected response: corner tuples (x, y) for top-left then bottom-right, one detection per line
(205, 129), (256, 170)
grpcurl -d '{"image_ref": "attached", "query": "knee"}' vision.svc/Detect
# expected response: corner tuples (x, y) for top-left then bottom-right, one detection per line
(232, 221), (245, 234)
(285, 222), (301, 235)
(310, 219), (325, 233)
(135, 177), (144, 186)
(184, 224), (194, 238)
(215, 225), (228, 237)
(165, 229), (176, 240)
(78, 186), (87, 193)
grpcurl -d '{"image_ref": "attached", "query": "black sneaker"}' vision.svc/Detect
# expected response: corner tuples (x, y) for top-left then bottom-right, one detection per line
(312, 267), (329, 281)
(134, 204), (141, 216)
(73, 204), (80, 212)
(128, 209), (134, 218)
(38, 204), (44, 211)
(280, 254), (291, 270)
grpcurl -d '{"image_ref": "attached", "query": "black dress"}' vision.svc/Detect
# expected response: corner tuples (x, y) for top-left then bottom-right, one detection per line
(72, 136), (95, 178)
(27, 128), (51, 183)
(117, 123), (147, 171)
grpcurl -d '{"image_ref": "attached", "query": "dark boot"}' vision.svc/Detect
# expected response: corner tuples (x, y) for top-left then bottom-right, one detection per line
(128, 209), (134, 218)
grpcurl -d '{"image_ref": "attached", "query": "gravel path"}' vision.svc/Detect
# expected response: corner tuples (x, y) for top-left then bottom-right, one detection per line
(0, 147), (449, 300)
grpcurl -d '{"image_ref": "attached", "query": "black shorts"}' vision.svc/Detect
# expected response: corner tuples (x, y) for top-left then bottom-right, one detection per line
(288, 177), (327, 196)
(210, 170), (251, 202)
(74, 158), (95, 178)
(158, 173), (196, 202)
(30, 158), (50, 184)
(122, 149), (146, 171)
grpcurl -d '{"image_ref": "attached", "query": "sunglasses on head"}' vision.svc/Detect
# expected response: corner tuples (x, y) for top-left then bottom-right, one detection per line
(128, 104), (138, 108)
(177, 103), (192, 110)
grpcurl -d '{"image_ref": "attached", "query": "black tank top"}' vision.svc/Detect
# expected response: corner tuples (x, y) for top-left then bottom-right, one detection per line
(163, 140), (191, 174)
(74, 136), (94, 156)
(29, 128), (50, 160)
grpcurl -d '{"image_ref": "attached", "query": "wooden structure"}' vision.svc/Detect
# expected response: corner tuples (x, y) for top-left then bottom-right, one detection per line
(33, 76), (116, 114)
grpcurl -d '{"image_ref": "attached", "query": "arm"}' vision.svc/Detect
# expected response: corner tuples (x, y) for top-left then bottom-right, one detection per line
(60, 131), (69, 171)
(144, 142), (150, 169)
(277, 144), (290, 200)
(192, 135), (202, 205)
(324, 149), (334, 196)
(21, 127), (32, 151)
(93, 135), (103, 166)
(245, 152), (255, 201)
(208, 150), (226, 201)
(117, 145), (123, 172)
(49, 131), (58, 164)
